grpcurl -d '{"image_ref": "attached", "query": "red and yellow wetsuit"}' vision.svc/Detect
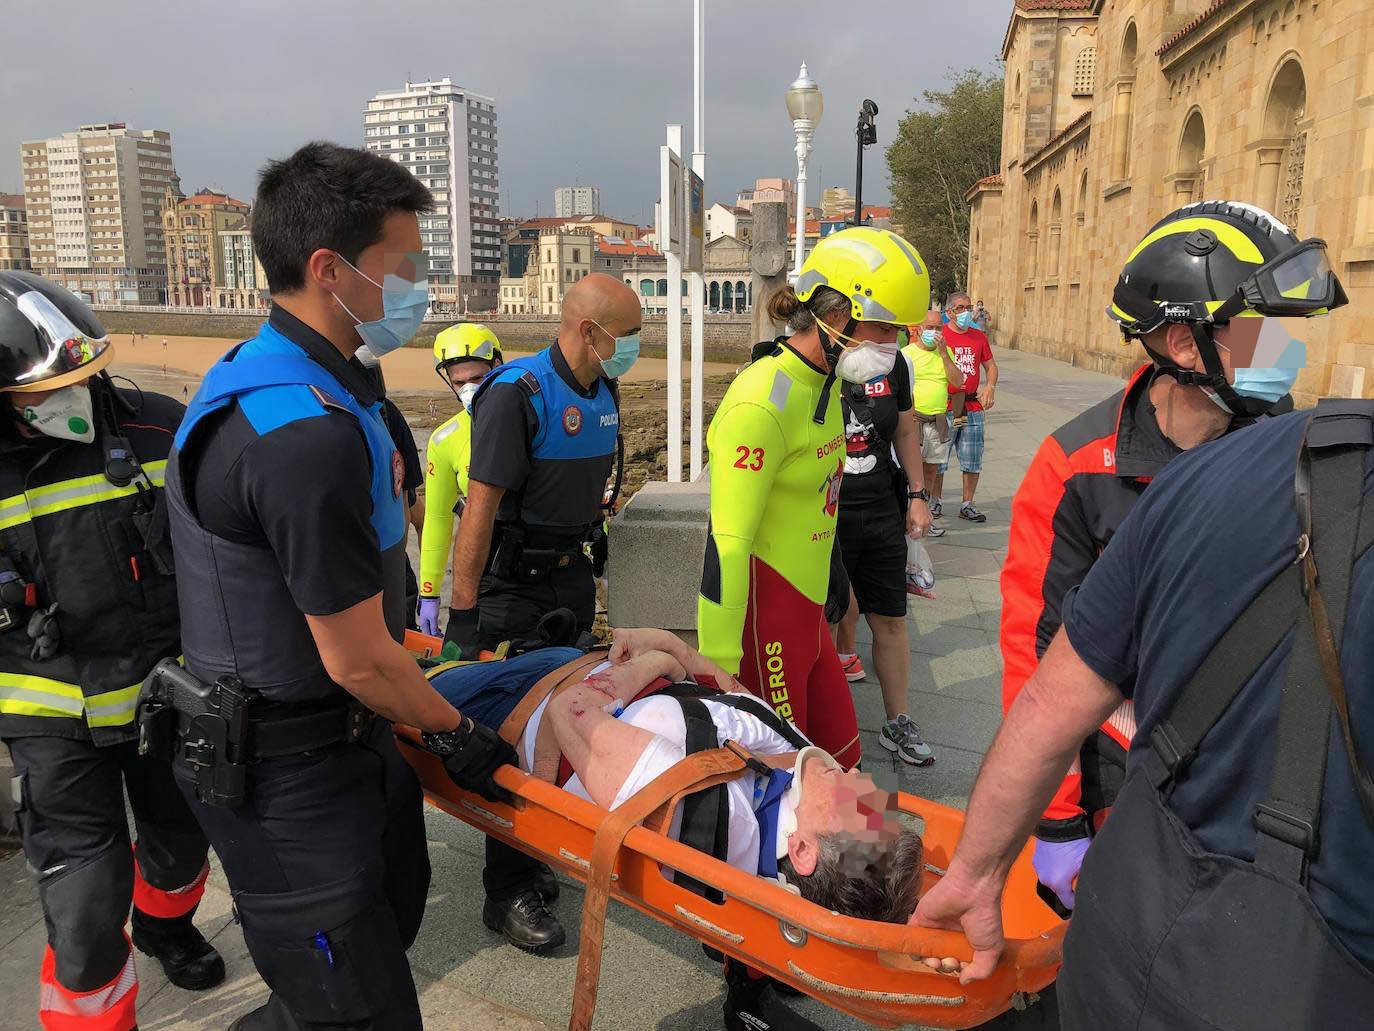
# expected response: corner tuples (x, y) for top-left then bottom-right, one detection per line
(698, 339), (860, 768)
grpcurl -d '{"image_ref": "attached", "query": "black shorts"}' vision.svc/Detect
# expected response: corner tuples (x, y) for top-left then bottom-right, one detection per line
(835, 495), (907, 618)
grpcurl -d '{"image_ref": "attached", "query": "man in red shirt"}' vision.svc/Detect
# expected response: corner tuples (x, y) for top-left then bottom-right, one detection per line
(933, 290), (997, 523)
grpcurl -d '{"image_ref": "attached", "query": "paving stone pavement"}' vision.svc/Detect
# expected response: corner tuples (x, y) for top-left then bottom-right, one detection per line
(0, 347), (1123, 1030)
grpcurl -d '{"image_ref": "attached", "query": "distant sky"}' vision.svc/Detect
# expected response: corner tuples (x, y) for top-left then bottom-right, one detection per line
(1, 0), (1008, 223)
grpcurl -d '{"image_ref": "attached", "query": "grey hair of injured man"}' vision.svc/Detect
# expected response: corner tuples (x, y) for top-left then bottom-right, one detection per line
(778, 828), (924, 924)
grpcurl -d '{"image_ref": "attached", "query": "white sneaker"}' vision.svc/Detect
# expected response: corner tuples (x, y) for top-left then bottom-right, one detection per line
(880, 714), (934, 766)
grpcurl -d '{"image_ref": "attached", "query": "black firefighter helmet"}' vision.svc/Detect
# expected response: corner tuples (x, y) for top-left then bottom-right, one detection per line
(1107, 200), (1346, 416)
(0, 271), (114, 393)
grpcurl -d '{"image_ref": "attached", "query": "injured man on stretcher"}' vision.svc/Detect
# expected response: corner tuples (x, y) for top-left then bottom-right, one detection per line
(425, 628), (924, 924)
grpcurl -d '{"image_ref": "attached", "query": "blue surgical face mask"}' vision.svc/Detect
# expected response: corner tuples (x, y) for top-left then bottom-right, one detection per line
(333, 254), (429, 357)
(1205, 322), (1306, 411)
(590, 321), (640, 379)
(955, 310), (975, 331)
(919, 329), (939, 348)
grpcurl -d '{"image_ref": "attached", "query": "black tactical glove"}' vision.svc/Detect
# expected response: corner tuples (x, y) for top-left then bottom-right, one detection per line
(423, 717), (518, 805)
(442, 606), (480, 653)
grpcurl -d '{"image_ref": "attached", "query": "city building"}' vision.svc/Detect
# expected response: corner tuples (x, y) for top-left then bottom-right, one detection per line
(0, 194), (30, 271)
(966, 0), (1372, 401)
(705, 203), (739, 242)
(216, 228), (269, 310)
(736, 177), (796, 218)
(605, 234), (752, 316)
(162, 188), (249, 307)
(536, 228), (594, 315)
(502, 216), (566, 281)
(364, 78), (501, 313)
(554, 185), (601, 217)
(821, 186), (856, 220)
(18, 122), (179, 304)
(561, 214), (639, 239)
(497, 274), (537, 314)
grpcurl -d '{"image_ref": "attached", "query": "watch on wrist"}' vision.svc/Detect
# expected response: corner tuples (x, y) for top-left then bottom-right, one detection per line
(908, 489), (931, 503)
(422, 719), (472, 757)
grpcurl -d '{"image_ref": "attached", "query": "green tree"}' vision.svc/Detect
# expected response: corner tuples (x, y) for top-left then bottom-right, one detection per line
(886, 68), (1003, 302)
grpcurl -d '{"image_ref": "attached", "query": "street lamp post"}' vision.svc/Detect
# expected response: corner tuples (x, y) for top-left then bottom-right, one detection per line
(785, 63), (823, 281)
(852, 99), (878, 226)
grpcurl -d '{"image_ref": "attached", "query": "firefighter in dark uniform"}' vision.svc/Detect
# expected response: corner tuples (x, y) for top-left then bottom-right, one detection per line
(161, 142), (515, 1030)
(0, 272), (224, 1030)
(446, 271), (639, 951)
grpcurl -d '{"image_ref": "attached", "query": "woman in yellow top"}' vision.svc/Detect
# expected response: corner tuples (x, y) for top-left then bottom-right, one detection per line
(697, 227), (930, 769)
(417, 323), (503, 636)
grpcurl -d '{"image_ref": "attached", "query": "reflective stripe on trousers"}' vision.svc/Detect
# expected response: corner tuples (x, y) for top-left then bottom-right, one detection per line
(38, 941), (137, 1031)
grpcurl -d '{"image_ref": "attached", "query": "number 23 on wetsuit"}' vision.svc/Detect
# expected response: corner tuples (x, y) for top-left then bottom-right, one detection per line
(697, 227), (932, 771)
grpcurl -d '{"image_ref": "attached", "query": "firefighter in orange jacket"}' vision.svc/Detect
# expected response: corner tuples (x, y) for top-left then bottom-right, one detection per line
(999, 201), (1311, 913)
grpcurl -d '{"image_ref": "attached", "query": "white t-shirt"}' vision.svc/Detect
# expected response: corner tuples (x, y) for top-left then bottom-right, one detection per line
(520, 669), (802, 876)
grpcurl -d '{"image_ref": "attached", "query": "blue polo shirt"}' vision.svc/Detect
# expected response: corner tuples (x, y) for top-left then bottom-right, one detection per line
(1061, 409), (1374, 968)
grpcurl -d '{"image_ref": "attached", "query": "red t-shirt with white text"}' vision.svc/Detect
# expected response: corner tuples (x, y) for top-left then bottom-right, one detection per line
(943, 326), (993, 412)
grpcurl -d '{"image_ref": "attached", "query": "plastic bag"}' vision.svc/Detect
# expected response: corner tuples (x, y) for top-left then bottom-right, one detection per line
(905, 536), (937, 599)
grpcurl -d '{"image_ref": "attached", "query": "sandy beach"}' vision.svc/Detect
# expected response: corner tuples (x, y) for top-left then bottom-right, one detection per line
(109, 333), (736, 394)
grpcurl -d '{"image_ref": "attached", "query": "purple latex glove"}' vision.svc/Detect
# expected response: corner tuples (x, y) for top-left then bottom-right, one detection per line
(418, 597), (441, 637)
(1032, 836), (1091, 911)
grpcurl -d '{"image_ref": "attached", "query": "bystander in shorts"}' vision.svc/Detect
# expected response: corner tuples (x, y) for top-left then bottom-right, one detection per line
(939, 409), (985, 476)
(919, 419), (947, 464)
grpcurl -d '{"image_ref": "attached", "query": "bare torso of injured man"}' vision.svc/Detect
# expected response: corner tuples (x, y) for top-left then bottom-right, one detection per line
(422, 628), (924, 922)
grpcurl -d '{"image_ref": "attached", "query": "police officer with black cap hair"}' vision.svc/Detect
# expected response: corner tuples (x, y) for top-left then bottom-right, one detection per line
(163, 141), (515, 1030)
(0, 271), (224, 1029)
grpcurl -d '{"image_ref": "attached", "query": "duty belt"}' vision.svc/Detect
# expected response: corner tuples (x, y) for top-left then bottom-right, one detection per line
(137, 659), (376, 807)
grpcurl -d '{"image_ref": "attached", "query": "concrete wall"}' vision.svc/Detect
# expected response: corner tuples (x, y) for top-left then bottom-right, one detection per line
(93, 308), (759, 361)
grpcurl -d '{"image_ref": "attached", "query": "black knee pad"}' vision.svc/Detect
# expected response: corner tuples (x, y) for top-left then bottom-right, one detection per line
(234, 867), (421, 1029)
(40, 844), (134, 991)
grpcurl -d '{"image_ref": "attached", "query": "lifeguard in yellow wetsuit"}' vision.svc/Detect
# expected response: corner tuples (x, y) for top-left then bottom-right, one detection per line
(417, 323), (503, 636)
(697, 227), (930, 770)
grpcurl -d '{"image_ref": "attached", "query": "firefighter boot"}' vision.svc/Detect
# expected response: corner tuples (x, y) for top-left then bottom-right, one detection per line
(131, 907), (226, 990)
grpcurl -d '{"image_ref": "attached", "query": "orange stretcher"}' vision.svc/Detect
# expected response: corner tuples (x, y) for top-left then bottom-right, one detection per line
(396, 631), (1065, 1030)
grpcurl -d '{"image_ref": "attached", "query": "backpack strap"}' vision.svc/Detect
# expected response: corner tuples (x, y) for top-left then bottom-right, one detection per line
(1254, 402), (1373, 880)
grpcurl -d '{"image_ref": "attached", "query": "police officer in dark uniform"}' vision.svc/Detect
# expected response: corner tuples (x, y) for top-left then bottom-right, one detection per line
(162, 142), (515, 1030)
(446, 272), (639, 951)
(0, 272), (224, 1029)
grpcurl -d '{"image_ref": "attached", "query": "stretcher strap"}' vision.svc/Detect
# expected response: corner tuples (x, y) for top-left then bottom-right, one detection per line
(498, 649), (609, 745)
(570, 745), (750, 1031)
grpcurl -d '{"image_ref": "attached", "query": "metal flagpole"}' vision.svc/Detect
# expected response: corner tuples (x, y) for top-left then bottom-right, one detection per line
(665, 124), (684, 483)
(689, 0), (706, 481)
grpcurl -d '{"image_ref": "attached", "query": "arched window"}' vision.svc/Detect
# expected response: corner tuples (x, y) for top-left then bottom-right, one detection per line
(1026, 201), (1040, 283)
(722, 281), (733, 309)
(736, 280), (747, 312)
(640, 278), (654, 296)
(1048, 189), (1063, 280)
(1259, 59), (1307, 228)
(709, 281), (720, 309)
(1073, 47), (1097, 97)
(1110, 23), (1138, 182)
(1176, 108), (1207, 205)
(657, 278), (668, 297)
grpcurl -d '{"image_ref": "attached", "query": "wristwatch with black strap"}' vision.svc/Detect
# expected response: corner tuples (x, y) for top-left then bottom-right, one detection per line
(907, 488), (931, 503)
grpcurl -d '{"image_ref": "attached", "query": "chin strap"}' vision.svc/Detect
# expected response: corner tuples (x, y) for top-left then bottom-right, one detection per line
(1142, 323), (1272, 420)
(811, 317), (857, 425)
